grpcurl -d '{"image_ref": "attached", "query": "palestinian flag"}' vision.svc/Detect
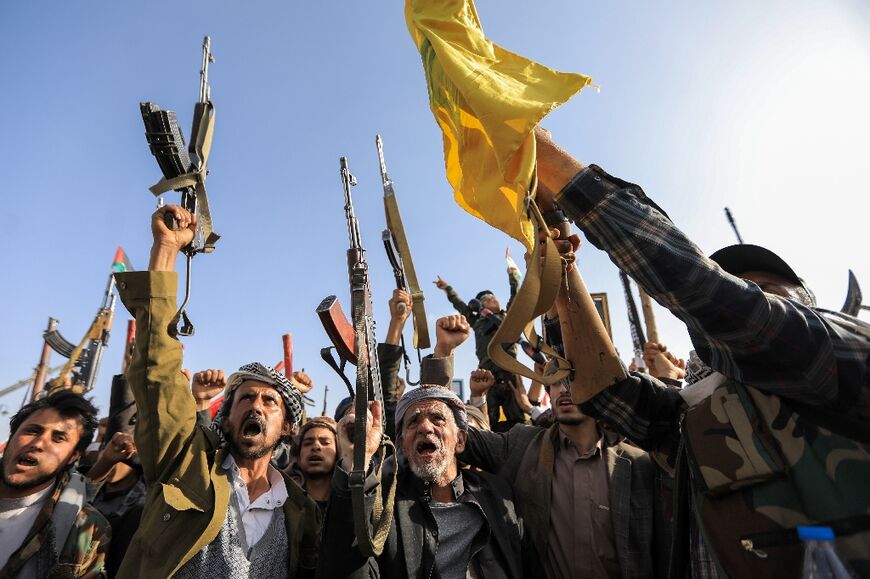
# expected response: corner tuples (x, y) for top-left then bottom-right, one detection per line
(112, 246), (134, 273)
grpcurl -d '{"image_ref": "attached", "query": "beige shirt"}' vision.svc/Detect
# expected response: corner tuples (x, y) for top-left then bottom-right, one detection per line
(545, 430), (620, 579)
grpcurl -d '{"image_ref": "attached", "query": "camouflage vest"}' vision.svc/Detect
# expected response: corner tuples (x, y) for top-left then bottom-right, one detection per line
(682, 378), (870, 577)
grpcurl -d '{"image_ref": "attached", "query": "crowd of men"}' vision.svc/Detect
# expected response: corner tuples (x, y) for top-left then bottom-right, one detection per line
(1, 128), (868, 579)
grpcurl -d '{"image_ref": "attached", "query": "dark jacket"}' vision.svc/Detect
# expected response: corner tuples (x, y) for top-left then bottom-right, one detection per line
(461, 424), (667, 579)
(318, 459), (526, 578)
(443, 270), (521, 373)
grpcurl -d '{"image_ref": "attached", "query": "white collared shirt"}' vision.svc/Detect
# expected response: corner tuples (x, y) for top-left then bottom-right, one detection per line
(222, 455), (288, 547)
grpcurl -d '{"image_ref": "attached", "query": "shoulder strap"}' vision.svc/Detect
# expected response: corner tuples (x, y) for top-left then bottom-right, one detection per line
(50, 472), (87, 562)
(384, 189), (430, 350)
(487, 182), (572, 385)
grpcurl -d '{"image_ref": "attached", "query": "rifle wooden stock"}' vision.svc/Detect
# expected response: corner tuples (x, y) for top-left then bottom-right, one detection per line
(316, 296), (356, 365)
(282, 333), (293, 376)
(32, 318), (58, 401)
(558, 266), (628, 404)
(638, 289), (659, 344)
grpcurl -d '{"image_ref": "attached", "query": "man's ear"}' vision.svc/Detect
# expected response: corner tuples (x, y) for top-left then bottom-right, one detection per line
(281, 419), (294, 437)
(67, 450), (82, 468)
(455, 430), (468, 454)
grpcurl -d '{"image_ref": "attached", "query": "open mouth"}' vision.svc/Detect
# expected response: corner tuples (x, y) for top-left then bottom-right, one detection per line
(16, 455), (39, 468)
(415, 440), (439, 458)
(306, 455), (323, 464)
(241, 419), (264, 438)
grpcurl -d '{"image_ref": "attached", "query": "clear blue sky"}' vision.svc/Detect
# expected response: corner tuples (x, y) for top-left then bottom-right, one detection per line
(2, 0), (869, 440)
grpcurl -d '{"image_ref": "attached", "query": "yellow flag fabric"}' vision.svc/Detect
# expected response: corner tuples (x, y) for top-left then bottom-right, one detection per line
(406, 0), (593, 248)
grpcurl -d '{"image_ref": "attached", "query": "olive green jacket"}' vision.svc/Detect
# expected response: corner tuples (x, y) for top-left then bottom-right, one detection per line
(115, 271), (321, 578)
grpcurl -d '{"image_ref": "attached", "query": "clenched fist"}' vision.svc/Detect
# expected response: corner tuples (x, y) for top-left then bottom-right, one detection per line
(434, 315), (470, 357)
(192, 369), (225, 411)
(289, 370), (314, 394)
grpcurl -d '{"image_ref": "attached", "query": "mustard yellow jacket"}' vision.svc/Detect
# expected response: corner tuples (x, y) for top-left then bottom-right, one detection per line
(115, 271), (320, 578)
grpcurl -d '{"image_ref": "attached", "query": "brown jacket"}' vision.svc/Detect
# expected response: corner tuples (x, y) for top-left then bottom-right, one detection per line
(115, 271), (320, 578)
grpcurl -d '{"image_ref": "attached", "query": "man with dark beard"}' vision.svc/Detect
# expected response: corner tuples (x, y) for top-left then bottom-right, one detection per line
(113, 205), (320, 578)
(318, 316), (527, 578)
(0, 390), (111, 577)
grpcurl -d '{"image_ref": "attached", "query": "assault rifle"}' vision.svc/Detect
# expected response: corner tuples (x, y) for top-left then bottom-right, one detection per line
(140, 36), (220, 337)
(377, 135), (430, 385)
(618, 270), (646, 371)
(317, 156), (396, 557)
(43, 274), (117, 396)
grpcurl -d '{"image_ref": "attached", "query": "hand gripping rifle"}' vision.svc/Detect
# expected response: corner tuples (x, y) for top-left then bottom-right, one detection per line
(377, 135), (430, 385)
(327, 157), (397, 557)
(618, 270), (647, 371)
(140, 36), (220, 337)
(44, 274), (117, 396)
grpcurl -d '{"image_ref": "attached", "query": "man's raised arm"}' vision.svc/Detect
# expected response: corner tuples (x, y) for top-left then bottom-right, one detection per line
(115, 205), (201, 483)
(534, 128), (843, 405)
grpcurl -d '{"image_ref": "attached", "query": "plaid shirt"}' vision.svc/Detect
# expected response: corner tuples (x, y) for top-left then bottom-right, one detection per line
(555, 164), (870, 444)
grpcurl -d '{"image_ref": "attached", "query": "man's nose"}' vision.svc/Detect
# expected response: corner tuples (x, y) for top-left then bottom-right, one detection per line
(417, 417), (436, 434)
(249, 396), (266, 414)
(27, 433), (49, 452)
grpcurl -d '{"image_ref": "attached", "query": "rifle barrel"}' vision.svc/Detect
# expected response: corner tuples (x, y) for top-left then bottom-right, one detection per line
(200, 36), (213, 103)
(724, 207), (745, 244)
(376, 134), (390, 188)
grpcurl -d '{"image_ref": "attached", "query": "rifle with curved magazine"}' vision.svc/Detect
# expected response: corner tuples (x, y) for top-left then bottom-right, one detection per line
(140, 36), (220, 337)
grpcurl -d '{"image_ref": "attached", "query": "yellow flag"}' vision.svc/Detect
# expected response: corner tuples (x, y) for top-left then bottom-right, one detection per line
(406, 0), (593, 248)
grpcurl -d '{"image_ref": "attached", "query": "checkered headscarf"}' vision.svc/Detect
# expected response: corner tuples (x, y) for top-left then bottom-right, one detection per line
(210, 362), (304, 444)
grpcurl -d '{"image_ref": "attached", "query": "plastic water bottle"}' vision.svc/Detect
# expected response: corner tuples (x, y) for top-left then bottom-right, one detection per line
(799, 526), (852, 578)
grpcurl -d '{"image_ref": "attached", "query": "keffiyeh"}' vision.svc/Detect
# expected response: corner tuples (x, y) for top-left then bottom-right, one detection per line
(210, 362), (304, 444)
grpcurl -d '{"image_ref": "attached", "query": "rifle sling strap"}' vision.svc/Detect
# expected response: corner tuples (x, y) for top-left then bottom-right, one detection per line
(319, 347), (354, 398)
(148, 101), (220, 251)
(487, 176), (572, 385)
(384, 194), (430, 350)
(351, 333), (397, 558)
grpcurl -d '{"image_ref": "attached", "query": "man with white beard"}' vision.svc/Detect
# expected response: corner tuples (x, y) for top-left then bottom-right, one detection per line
(317, 315), (528, 579)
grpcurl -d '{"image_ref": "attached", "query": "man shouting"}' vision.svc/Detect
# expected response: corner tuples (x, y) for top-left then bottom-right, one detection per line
(114, 205), (320, 578)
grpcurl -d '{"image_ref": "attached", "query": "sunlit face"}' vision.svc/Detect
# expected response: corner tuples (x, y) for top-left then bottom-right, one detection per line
(400, 400), (465, 483)
(549, 380), (589, 426)
(298, 426), (337, 478)
(1, 408), (82, 494)
(479, 294), (501, 312)
(740, 271), (809, 304)
(223, 381), (290, 460)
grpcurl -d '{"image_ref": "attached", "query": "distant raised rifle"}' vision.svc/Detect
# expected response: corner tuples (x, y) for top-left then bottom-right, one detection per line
(317, 156), (396, 558)
(321, 383), (329, 417)
(724, 207), (744, 244)
(140, 36), (220, 337)
(43, 274), (117, 396)
(377, 134), (430, 385)
(103, 320), (138, 451)
(618, 271), (646, 371)
(2, 363), (64, 401)
(638, 288), (659, 344)
(842, 270), (869, 316)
